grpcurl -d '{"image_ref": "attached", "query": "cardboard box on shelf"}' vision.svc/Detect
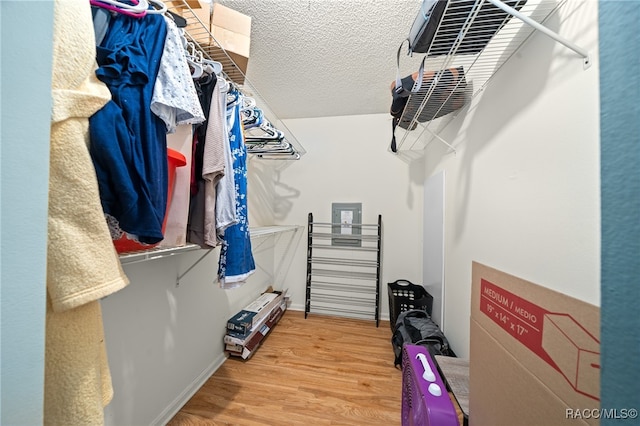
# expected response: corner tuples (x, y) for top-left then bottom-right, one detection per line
(469, 262), (600, 426)
(210, 3), (251, 84)
(185, 1), (212, 46)
(226, 289), (284, 336)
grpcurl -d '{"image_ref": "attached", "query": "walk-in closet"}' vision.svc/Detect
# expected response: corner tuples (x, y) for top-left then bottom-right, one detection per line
(2, 0), (639, 425)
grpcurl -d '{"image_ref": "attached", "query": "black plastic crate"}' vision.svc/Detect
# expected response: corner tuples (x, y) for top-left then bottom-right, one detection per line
(388, 279), (434, 331)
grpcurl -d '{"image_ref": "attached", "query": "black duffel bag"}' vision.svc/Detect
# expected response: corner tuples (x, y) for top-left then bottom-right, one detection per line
(389, 43), (467, 153)
(391, 308), (454, 367)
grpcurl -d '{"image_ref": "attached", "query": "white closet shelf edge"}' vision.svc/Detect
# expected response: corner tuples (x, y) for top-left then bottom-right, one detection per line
(118, 226), (301, 265)
(250, 225), (302, 238)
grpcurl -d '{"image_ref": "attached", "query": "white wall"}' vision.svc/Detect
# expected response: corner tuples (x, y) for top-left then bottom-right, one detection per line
(275, 114), (426, 320)
(422, 0), (600, 358)
(102, 149), (289, 425)
(98, 2), (603, 420)
(0, 1), (606, 423)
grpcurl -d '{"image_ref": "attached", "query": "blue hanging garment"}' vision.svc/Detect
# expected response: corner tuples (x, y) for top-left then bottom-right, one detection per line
(218, 90), (255, 287)
(89, 12), (168, 244)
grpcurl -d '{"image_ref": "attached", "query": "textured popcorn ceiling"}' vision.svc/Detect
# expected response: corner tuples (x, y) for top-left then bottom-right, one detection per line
(215, 0), (424, 119)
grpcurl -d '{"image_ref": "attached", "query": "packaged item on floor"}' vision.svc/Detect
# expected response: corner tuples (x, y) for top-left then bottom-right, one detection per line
(226, 301), (286, 360)
(226, 290), (284, 336)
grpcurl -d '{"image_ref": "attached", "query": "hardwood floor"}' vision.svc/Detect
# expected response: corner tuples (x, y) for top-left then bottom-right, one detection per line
(168, 310), (402, 425)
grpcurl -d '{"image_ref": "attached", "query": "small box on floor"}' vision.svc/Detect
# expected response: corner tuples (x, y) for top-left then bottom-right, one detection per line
(226, 289), (285, 336)
(225, 301), (287, 360)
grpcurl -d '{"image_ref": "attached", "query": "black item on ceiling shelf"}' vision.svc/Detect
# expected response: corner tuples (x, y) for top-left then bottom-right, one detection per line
(408, 0), (528, 57)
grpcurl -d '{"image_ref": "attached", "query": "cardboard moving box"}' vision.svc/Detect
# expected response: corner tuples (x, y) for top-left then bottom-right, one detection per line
(186, 1), (212, 46)
(470, 262), (600, 426)
(210, 3), (251, 84)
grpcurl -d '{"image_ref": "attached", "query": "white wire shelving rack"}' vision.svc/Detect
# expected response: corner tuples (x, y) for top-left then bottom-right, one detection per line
(305, 213), (383, 327)
(167, 0), (305, 161)
(394, 0), (590, 153)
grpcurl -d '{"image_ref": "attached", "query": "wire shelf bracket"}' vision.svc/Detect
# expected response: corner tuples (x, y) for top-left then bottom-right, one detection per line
(488, 0), (590, 68)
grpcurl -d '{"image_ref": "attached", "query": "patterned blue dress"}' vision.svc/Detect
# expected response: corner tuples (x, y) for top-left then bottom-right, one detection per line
(218, 90), (255, 287)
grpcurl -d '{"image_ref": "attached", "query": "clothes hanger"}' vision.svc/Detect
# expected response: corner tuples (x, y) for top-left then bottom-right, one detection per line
(246, 141), (292, 154)
(216, 76), (230, 93)
(201, 56), (223, 75)
(187, 57), (204, 79)
(165, 10), (187, 27)
(245, 138), (289, 147)
(192, 51), (218, 76)
(146, 0), (167, 15)
(226, 89), (241, 108)
(256, 151), (301, 160)
(90, 0), (148, 18)
(242, 108), (264, 129)
(240, 96), (257, 111)
(184, 42), (204, 79)
(246, 142), (294, 157)
(244, 121), (285, 142)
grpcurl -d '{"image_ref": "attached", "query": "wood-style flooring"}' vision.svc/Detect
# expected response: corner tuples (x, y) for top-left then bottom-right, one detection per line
(168, 310), (402, 425)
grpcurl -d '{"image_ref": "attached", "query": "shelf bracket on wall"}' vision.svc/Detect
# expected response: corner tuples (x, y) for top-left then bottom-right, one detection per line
(176, 248), (214, 286)
(424, 125), (457, 154)
(487, 0), (591, 69)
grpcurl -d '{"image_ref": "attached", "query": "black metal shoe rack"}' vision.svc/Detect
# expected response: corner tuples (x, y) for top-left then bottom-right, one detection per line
(305, 212), (382, 327)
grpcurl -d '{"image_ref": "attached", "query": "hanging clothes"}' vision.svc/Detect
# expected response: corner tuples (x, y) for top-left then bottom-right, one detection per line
(191, 71), (217, 193)
(46, 0), (129, 424)
(187, 71), (218, 247)
(151, 16), (205, 134)
(89, 10), (169, 244)
(214, 77), (238, 235)
(201, 78), (229, 246)
(218, 90), (256, 288)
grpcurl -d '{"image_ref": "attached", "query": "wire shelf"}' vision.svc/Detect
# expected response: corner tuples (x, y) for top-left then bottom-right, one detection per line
(167, 0), (306, 160)
(395, 0), (584, 152)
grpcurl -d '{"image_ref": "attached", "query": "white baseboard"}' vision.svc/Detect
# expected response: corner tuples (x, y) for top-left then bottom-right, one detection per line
(287, 302), (305, 312)
(153, 352), (228, 425)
